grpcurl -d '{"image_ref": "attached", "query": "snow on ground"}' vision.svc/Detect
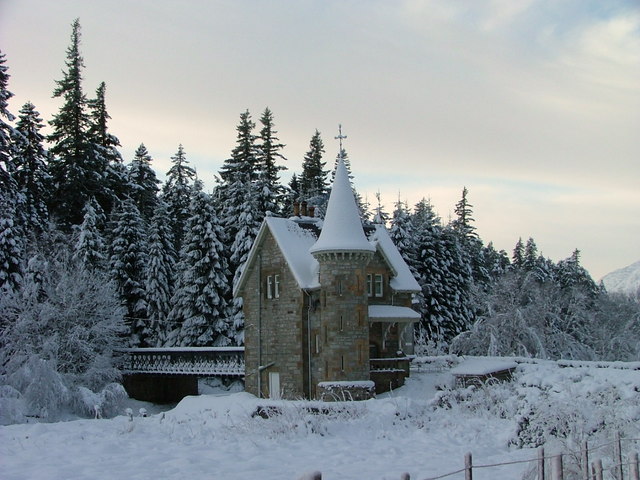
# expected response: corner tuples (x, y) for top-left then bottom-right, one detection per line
(2, 358), (638, 480)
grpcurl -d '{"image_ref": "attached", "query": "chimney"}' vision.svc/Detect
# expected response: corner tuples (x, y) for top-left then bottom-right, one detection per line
(308, 205), (315, 218)
(293, 201), (300, 216)
(301, 201), (308, 217)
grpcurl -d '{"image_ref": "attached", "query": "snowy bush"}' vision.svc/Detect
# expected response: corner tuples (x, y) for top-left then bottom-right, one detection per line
(429, 361), (640, 450)
(0, 240), (127, 423)
(451, 271), (640, 361)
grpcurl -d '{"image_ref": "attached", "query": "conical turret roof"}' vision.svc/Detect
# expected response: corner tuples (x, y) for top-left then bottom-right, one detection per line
(310, 156), (375, 255)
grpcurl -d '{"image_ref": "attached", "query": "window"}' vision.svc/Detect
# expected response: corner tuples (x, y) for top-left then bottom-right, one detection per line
(366, 274), (373, 296)
(266, 276), (273, 299)
(340, 355), (345, 372)
(339, 314), (344, 332)
(266, 274), (280, 299)
(274, 274), (280, 298)
(315, 334), (320, 354)
(374, 274), (383, 297)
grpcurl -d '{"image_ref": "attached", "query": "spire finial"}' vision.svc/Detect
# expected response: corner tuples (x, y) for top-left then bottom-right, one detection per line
(335, 124), (347, 151)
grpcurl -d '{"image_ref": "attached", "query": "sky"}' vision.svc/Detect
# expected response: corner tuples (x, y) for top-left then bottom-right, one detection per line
(1, 0), (638, 280)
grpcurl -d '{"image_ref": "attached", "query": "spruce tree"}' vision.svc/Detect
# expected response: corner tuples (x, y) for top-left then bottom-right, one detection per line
(108, 197), (149, 346)
(523, 237), (539, 271)
(88, 81), (129, 209)
(161, 144), (195, 254)
(389, 198), (419, 278)
(256, 107), (286, 214)
(167, 186), (232, 347)
(0, 50), (16, 185)
(128, 143), (160, 221)
(145, 200), (176, 346)
(412, 198), (473, 345)
(372, 191), (390, 226)
(13, 102), (50, 234)
(0, 51), (23, 293)
(0, 196), (23, 293)
(512, 237), (525, 269)
(73, 197), (106, 270)
(48, 20), (109, 227)
(299, 129), (328, 199)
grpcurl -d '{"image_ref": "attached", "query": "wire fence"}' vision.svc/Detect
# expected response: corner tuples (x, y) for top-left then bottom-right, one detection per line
(299, 435), (640, 480)
(415, 434), (640, 480)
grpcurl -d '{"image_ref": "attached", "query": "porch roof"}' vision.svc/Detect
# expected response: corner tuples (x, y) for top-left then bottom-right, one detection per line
(368, 305), (420, 323)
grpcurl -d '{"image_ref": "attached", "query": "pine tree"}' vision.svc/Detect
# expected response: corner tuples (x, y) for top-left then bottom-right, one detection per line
(145, 200), (176, 346)
(299, 129), (328, 200)
(128, 143), (160, 221)
(167, 187), (232, 347)
(161, 144), (195, 254)
(13, 102), (50, 234)
(73, 197), (106, 270)
(108, 198), (149, 346)
(47, 20), (110, 228)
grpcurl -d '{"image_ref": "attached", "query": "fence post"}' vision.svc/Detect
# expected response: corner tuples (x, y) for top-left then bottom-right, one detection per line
(593, 459), (603, 480)
(552, 455), (563, 480)
(614, 432), (624, 480)
(538, 447), (546, 480)
(465, 452), (473, 480)
(581, 441), (589, 480)
(630, 452), (639, 480)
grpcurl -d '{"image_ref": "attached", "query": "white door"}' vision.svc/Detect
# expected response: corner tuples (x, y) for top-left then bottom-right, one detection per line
(269, 372), (281, 399)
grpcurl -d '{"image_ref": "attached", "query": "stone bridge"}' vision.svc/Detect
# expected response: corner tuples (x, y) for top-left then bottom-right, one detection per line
(119, 347), (244, 403)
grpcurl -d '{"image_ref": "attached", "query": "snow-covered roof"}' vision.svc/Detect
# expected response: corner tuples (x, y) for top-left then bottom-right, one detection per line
(264, 217), (321, 289)
(368, 305), (421, 323)
(309, 156), (375, 255)
(234, 157), (420, 297)
(368, 225), (421, 292)
(234, 216), (422, 296)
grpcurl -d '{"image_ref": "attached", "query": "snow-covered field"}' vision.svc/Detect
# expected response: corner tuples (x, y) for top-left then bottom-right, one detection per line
(2, 358), (638, 480)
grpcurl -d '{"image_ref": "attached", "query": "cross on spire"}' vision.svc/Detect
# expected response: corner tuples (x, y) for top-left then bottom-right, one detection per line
(335, 124), (347, 151)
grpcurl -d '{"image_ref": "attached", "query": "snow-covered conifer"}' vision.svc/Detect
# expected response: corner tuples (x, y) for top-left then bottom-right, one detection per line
(161, 144), (195, 254)
(145, 201), (176, 346)
(128, 143), (160, 221)
(167, 186), (232, 346)
(108, 197), (149, 345)
(73, 197), (106, 270)
(13, 102), (49, 234)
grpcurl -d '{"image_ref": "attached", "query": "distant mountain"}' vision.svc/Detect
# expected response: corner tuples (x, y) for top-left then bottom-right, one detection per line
(602, 261), (640, 300)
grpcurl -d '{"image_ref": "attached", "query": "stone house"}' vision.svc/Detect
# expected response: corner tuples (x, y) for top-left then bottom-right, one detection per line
(234, 156), (421, 400)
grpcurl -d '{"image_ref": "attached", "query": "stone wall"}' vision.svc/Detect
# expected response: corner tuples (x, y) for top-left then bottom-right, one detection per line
(242, 231), (306, 399)
(312, 251), (373, 395)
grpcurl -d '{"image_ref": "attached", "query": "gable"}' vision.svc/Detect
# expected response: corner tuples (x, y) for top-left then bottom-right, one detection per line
(234, 217), (321, 297)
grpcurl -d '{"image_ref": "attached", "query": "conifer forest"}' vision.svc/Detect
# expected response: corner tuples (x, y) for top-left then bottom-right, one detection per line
(1, 20), (639, 418)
